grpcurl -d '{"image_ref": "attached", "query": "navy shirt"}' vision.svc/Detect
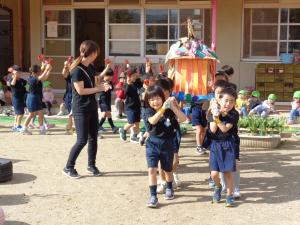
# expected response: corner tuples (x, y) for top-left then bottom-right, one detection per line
(208, 108), (239, 140)
(99, 81), (113, 105)
(143, 107), (178, 139)
(28, 75), (43, 97)
(124, 83), (141, 111)
(9, 78), (27, 99)
(71, 63), (97, 113)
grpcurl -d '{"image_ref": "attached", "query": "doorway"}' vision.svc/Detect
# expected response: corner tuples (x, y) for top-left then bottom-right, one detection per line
(75, 9), (105, 72)
(0, 6), (13, 79)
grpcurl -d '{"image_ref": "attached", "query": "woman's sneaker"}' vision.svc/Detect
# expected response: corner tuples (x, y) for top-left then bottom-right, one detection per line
(164, 188), (175, 200)
(212, 185), (222, 203)
(147, 196), (158, 208)
(233, 189), (241, 199)
(62, 167), (81, 179)
(157, 182), (167, 194)
(87, 166), (102, 176)
(173, 173), (182, 187)
(119, 128), (127, 141)
(112, 126), (119, 134)
(21, 127), (32, 135)
(208, 176), (215, 188)
(196, 146), (206, 155)
(225, 195), (235, 207)
(130, 135), (139, 144)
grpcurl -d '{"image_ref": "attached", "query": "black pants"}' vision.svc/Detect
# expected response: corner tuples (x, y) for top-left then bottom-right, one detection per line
(66, 110), (99, 169)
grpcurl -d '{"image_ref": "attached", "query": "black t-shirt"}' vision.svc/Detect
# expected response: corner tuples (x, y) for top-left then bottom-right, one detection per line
(28, 75), (43, 97)
(208, 108), (239, 140)
(124, 83), (141, 111)
(143, 107), (178, 139)
(71, 63), (97, 113)
(9, 78), (27, 99)
(99, 81), (113, 105)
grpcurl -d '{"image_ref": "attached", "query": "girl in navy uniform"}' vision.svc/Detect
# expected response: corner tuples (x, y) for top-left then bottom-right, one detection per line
(119, 67), (141, 143)
(98, 68), (118, 133)
(62, 40), (110, 179)
(208, 87), (238, 207)
(9, 65), (27, 132)
(143, 85), (186, 208)
(21, 64), (52, 135)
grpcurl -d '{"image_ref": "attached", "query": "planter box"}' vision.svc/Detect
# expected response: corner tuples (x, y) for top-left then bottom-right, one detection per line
(239, 134), (281, 148)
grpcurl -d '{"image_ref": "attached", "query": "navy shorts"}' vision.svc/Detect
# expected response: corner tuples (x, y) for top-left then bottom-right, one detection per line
(209, 138), (236, 172)
(99, 103), (111, 112)
(26, 94), (43, 113)
(125, 109), (140, 124)
(192, 106), (207, 127)
(12, 97), (25, 115)
(173, 130), (181, 153)
(146, 136), (175, 172)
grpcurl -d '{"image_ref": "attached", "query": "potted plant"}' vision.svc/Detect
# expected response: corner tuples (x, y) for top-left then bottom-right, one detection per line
(238, 116), (286, 148)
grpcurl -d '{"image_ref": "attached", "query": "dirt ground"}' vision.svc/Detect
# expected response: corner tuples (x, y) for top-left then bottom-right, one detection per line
(0, 123), (300, 225)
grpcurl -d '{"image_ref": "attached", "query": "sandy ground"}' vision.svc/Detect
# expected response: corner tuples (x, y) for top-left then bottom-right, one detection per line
(0, 123), (300, 225)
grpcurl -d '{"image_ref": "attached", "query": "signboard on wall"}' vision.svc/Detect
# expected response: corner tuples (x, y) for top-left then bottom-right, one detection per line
(47, 21), (58, 38)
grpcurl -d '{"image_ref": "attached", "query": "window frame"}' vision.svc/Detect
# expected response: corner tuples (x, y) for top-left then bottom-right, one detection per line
(242, 4), (300, 62)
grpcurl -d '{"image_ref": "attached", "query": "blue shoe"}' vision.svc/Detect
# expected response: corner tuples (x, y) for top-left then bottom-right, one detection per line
(112, 126), (119, 134)
(147, 196), (158, 208)
(98, 126), (107, 132)
(16, 125), (23, 132)
(119, 128), (127, 141)
(164, 188), (175, 200)
(208, 176), (215, 188)
(226, 195), (235, 207)
(212, 185), (222, 203)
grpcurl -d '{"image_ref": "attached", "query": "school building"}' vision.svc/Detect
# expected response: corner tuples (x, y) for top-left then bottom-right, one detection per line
(1, 0), (300, 102)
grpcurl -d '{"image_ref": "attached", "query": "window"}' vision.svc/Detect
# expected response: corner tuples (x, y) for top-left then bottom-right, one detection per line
(43, 10), (72, 73)
(243, 8), (300, 60)
(108, 9), (141, 56)
(145, 9), (211, 55)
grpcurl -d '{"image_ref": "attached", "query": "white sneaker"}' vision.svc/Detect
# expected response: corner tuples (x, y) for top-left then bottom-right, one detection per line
(173, 173), (182, 187)
(39, 127), (47, 135)
(21, 128), (32, 135)
(233, 189), (241, 199)
(157, 182), (167, 194)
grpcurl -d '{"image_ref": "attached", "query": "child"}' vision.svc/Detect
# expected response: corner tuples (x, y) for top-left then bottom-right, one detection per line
(192, 95), (208, 155)
(143, 85), (186, 208)
(119, 67), (141, 143)
(9, 65), (27, 132)
(21, 64), (52, 135)
(288, 91), (300, 125)
(235, 90), (249, 117)
(42, 81), (55, 116)
(208, 87), (238, 207)
(98, 68), (118, 133)
(220, 65), (234, 81)
(155, 78), (185, 192)
(115, 72), (126, 119)
(248, 90), (261, 110)
(249, 93), (278, 118)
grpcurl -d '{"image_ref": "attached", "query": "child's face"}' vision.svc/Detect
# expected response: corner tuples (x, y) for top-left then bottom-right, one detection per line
(252, 96), (258, 101)
(104, 75), (112, 82)
(220, 94), (235, 113)
(214, 87), (223, 101)
(119, 78), (125, 83)
(239, 94), (247, 100)
(294, 98), (300, 103)
(149, 95), (163, 111)
(163, 89), (171, 99)
(268, 99), (275, 105)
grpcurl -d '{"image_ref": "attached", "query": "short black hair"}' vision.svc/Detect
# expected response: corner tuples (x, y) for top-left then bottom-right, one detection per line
(30, 65), (41, 73)
(214, 79), (229, 89)
(215, 70), (226, 78)
(220, 87), (237, 99)
(155, 78), (171, 91)
(105, 68), (114, 76)
(227, 82), (237, 91)
(220, 65), (234, 76)
(144, 85), (166, 108)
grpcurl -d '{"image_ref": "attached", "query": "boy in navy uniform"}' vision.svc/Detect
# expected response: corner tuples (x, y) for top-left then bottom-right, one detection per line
(98, 68), (118, 133)
(208, 87), (238, 207)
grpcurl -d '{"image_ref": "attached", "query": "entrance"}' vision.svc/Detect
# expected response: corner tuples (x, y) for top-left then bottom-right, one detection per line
(75, 9), (105, 71)
(0, 6), (13, 78)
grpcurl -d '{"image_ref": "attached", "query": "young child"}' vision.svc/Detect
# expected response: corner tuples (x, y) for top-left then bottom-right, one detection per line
(115, 72), (126, 119)
(143, 85), (186, 208)
(98, 68), (118, 133)
(42, 81), (55, 116)
(21, 64), (52, 135)
(235, 90), (249, 117)
(119, 67), (141, 143)
(248, 90), (261, 110)
(249, 93), (278, 118)
(208, 87), (238, 207)
(220, 65), (234, 81)
(192, 95), (208, 155)
(288, 91), (300, 125)
(8, 65), (27, 132)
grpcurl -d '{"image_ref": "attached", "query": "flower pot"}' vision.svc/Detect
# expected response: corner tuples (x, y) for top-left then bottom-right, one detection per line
(239, 134), (281, 148)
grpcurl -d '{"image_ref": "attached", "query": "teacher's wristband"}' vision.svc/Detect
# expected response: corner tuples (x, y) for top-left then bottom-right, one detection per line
(159, 108), (166, 116)
(214, 117), (221, 125)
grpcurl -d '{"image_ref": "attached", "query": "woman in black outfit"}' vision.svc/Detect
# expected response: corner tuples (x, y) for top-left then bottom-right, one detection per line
(63, 40), (110, 179)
